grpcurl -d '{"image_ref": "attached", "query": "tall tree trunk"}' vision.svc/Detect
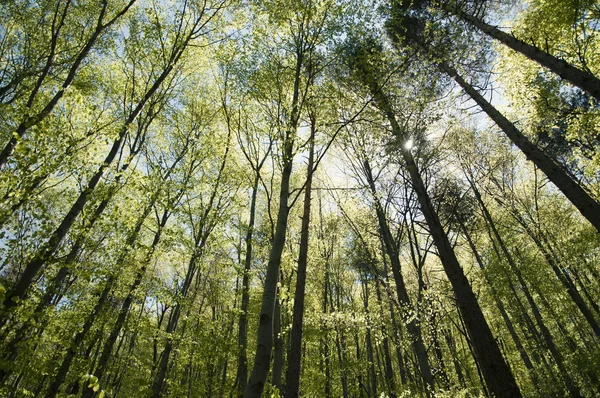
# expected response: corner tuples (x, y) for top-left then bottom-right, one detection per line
(80, 207), (171, 398)
(471, 183), (580, 396)
(151, 128), (230, 398)
(459, 220), (537, 381)
(364, 67), (521, 397)
(243, 154), (293, 398)
(243, 43), (303, 398)
(439, 61), (600, 234)
(320, 220), (332, 398)
(284, 121), (315, 398)
(444, 5), (600, 102)
(272, 297), (284, 392)
(362, 159), (434, 394)
(234, 174), (261, 397)
(380, 245), (408, 386)
(46, 275), (115, 398)
(510, 209), (600, 337)
(362, 277), (378, 398)
(374, 278), (397, 397)
(443, 328), (465, 387)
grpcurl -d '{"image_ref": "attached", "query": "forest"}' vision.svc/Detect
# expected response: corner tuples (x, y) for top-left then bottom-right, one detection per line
(0, 0), (599, 397)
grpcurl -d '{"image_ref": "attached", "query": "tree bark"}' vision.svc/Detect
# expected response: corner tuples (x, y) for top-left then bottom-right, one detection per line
(439, 61), (600, 234)
(284, 120), (315, 398)
(459, 219), (538, 382)
(446, 6), (600, 102)
(243, 41), (303, 398)
(234, 174), (260, 397)
(80, 207), (171, 398)
(46, 276), (115, 398)
(362, 159), (434, 394)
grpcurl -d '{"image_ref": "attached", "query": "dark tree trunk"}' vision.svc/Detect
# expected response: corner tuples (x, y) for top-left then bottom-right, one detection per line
(362, 64), (521, 397)
(46, 276), (114, 398)
(459, 220), (537, 381)
(443, 328), (465, 387)
(511, 210), (600, 337)
(80, 208), (171, 398)
(374, 278), (397, 397)
(362, 159), (434, 394)
(446, 5), (600, 102)
(284, 121), (315, 398)
(471, 184), (580, 396)
(244, 43), (303, 398)
(272, 297), (284, 392)
(234, 175), (260, 397)
(439, 61), (600, 234)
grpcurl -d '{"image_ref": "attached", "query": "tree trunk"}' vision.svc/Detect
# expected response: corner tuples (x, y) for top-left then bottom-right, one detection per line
(284, 121), (315, 398)
(364, 66), (521, 397)
(46, 276), (115, 398)
(243, 42), (303, 398)
(362, 159), (434, 394)
(443, 328), (465, 387)
(234, 174), (261, 397)
(439, 61), (600, 234)
(374, 278), (397, 397)
(459, 219), (539, 385)
(512, 210), (600, 337)
(403, 145), (520, 396)
(272, 297), (284, 392)
(472, 184), (580, 395)
(446, 5), (600, 102)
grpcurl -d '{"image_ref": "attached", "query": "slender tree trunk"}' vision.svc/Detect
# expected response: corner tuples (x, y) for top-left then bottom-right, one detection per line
(244, 43), (303, 398)
(331, 289), (349, 398)
(362, 159), (434, 395)
(431, 316), (450, 390)
(235, 174), (261, 397)
(374, 278), (397, 397)
(380, 247), (408, 386)
(459, 220), (537, 381)
(470, 181), (582, 394)
(404, 145), (519, 396)
(80, 208), (171, 398)
(150, 242), (207, 397)
(512, 210), (600, 337)
(439, 61), (600, 234)
(151, 128), (230, 398)
(272, 297), (284, 392)
(445, 5), (600, 101)
(243, 155), (293, 397)
(322, 244), (332, 398)
(364, 69), (521, 397)
(443, 328), (465, 387)
(362, 278), (378, 398)
(284, 123), (315, 398)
